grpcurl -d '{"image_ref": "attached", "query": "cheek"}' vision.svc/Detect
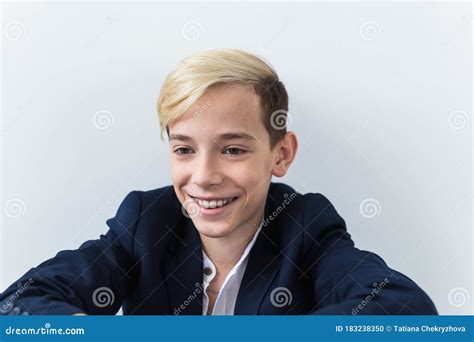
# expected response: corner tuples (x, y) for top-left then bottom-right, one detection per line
(170, 163), (190, 202)
(225, 163), (263, 186)
(229, 161), (273, 199)
(234, 155), (273, 182)
(170, 160), (187, 182)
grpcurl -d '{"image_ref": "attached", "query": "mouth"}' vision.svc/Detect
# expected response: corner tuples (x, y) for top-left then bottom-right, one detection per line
(187, 194), (240, 217)
(190, 195), (238, 208)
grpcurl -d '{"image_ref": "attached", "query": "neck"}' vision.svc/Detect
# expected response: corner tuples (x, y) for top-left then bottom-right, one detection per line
(200, 214), (263, 272)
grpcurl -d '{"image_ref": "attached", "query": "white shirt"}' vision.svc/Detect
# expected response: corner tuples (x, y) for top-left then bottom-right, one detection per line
(202, 222), (263, 315)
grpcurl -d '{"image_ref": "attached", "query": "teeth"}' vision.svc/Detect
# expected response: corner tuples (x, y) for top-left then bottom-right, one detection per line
(195, 197), (234, 209)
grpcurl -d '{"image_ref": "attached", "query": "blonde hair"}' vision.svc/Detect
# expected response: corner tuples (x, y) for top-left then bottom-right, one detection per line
(156, 48), (289, 147)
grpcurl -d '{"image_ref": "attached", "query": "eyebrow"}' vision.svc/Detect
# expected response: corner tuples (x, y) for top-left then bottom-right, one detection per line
(169, 132), (257, 142)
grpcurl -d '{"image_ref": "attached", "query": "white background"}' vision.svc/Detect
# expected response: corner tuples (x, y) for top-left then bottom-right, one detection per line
(1, 1), (472, 315)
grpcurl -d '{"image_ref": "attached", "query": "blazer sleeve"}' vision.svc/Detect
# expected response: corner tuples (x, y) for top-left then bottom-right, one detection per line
(0, 191), (142, 315)
(302, 193), (438, 315)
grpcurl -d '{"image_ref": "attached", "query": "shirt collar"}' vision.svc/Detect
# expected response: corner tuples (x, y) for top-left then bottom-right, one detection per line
(202, 219), (264, 279)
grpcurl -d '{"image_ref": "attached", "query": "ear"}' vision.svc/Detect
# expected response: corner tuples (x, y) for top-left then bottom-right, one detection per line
(271, 132), (298, 177)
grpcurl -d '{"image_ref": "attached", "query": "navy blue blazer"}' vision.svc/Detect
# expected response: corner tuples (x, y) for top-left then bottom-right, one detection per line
(0, 183), (437, 315)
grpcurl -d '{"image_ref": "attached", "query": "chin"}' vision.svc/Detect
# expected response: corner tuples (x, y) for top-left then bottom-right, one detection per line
(193, 220), (235, 238)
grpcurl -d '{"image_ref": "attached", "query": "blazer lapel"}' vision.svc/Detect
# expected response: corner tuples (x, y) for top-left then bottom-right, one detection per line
(164, 218), (204, 315)
(234, 192), (282, 315)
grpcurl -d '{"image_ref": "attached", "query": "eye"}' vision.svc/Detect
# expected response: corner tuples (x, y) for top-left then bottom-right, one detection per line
(223, 147), (247, 155)
(174, 147), (193, 155)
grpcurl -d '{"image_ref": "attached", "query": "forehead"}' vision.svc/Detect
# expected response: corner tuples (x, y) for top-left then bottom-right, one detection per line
(168, 83), (267, 141)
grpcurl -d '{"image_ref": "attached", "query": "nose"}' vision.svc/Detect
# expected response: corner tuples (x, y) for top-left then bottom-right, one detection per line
(192, 150), (224, 188)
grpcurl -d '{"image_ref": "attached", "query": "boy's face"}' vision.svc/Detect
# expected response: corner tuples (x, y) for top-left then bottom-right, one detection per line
(168, 83), (279, 239)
